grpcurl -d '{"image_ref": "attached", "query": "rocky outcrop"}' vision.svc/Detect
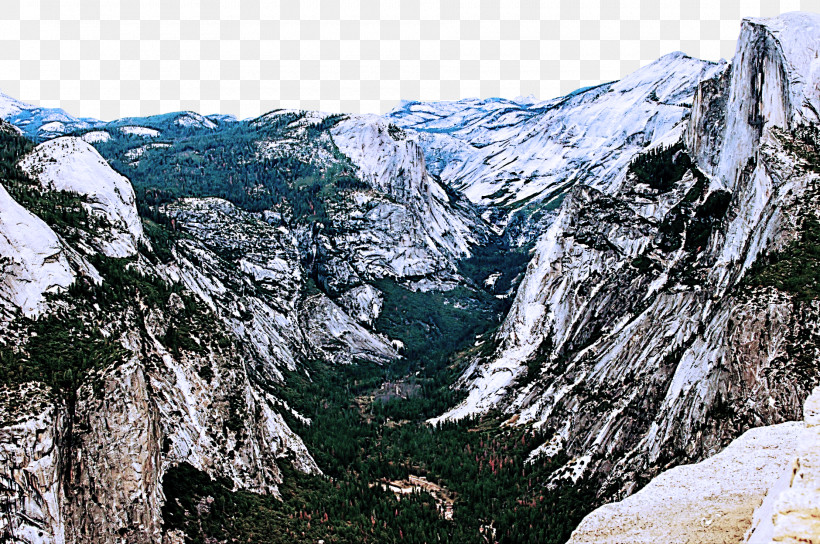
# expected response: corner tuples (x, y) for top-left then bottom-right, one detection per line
(746, 387), (820, 543)
(0, 182), (75, 319)
(161, 197), (310, 382)
(0, 283), (322, 544)
(18, 137), (146, 258)
(566, 422), (802, 544)
(310, 115), (488, 295)
(768, 390), (820, 543)
(566, 387), (820, 544)
(300, 294), (398, 365)
(161, 196), (402, 378)
(337, 284), (383, 327)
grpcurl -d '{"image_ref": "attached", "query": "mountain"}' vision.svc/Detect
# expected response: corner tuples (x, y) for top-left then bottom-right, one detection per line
(0, 92), (99, 141)
(1, 11), (819, 544)
(386, 52), (723, 241)
(0, 93), (503, 543)
(434, 10), (820, 500)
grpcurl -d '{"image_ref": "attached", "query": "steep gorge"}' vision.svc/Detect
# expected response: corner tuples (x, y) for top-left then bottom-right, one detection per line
(0, 11), (819, 544)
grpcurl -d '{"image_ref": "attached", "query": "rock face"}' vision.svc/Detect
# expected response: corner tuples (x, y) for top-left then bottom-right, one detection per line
(338, 284), (383, 326)
(331, 115), (482, 263)
(300, 294), (398, 365)
(0, 384), (66, 544)
(566, 422), (803, 544)
(0, 182), (76, 319)
(746, 387), (820, 543)
(304, 114), (489, 296)
(160, 197), (311, 381)
(437, 11), (820, 497)
(18, 137), (146, 258)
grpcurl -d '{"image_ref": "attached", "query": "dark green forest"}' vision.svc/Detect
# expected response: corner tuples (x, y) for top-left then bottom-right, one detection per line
(166, 358), (597, 544)
(90, 112), (365, 224)
(628, 141), (694, 192)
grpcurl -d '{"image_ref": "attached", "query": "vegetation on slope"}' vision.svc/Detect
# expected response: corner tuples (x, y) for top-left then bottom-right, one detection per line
(746, 216), (820, 299)
(165, 357), (596, 544)
(91, 112), (366, 224)
(0, 129), (214, 400)
(0, 130), (109, 244)
(163, 237), (595, 544)
(746, 127), (820, 300)
(628, 141), (694, 193)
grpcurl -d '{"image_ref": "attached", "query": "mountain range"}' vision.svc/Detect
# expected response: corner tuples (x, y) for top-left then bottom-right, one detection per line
(1, 11), (819, 544)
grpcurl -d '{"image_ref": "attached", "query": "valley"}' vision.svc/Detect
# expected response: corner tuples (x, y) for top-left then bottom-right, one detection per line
(1, 11), (819, 544)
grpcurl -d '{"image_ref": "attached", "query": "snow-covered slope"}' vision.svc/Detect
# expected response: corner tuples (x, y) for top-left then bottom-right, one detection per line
(19, 137), (146, 258)
(0, 91), (99, 141)
(0, 90), (226, 144)
(435, 12), (820, 498)
(388, 53), (723, 216)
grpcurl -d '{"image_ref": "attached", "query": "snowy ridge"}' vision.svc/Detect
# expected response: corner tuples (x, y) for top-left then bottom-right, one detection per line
(388, 53), (723, 214)
(0, 91), (99, 140)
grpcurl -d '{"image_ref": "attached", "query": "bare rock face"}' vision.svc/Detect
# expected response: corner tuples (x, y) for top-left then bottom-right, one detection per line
(566, 422), (802, 544)
(769, 390), (820, 543)
(316, 115), (488, 295)
(0, 385), (66, 543)
(567, 388), (820, 544)
(337, 284), (383, 327)
(437, 11), (820, 498)
(0, 136), (320, 543)
(0, 296), (322, 544)
(161, 197), (311, 382)
(66, 360), (163, 543)
(19, 137), (146, 259)
(300, 294), (398, 365)
(0, 182), (75, 319)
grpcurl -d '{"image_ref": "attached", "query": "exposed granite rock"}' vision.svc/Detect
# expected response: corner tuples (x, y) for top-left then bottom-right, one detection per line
(566, 422), (802, 544)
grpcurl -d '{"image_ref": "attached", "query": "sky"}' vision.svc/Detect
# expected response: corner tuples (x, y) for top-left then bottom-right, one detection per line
(1, 0), (818, 120)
